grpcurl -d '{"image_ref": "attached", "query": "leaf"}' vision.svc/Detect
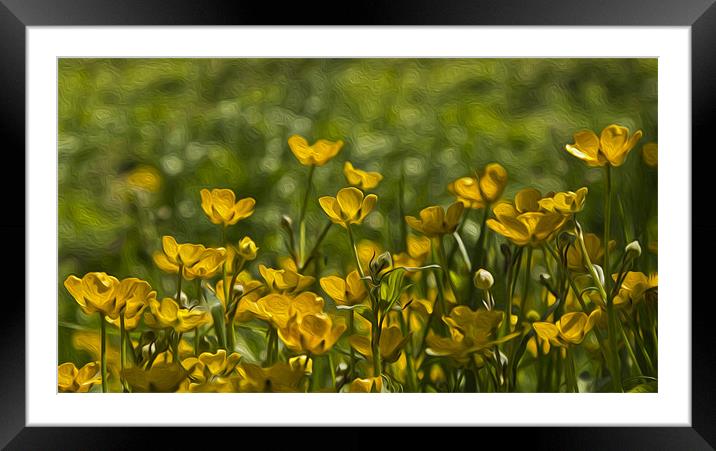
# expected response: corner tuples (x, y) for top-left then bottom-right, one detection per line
(336, 304), (372, 312)
(379, 269), (407, 312)
(204, 286), (226, 349)
(233, 325), (265, 362)
(627, 381), (658, 393)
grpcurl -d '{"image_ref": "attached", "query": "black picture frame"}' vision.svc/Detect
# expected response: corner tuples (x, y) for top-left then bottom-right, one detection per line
(2, 0), (712, 448)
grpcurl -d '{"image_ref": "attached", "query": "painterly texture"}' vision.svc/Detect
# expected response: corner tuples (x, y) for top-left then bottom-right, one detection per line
(58, 59), (657, 393)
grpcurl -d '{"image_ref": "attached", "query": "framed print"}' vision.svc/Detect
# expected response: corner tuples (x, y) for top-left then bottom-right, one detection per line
(2, 0), (713, 448)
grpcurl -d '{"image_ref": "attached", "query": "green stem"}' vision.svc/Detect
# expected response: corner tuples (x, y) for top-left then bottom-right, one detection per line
(298, 165), (316, 265)
(398, 310), (418, 392)
(348, 311), (356, 380)
(437, 237), (459, 305)
(307, 353), (315, 392)
(618, 319), (643, 377)
(372, 319), (383, 377)
(447, 208), (471, 264)
(504, 246), (522, 335)
(347, 224), (381, 377)
(99, 313), (107, 393)
(120, 315), (127, 392)
(220, 228), (236, 352)
(519, 247), (533, 322)
(471, 206), (490, 272)
(430, 239), (448, 334)
(175, 266), (183, 306)
(399, 171), (407, 252)
(574, 223), (608, 302)
(173, 332), (182, 362)
(299, 221), (332, 273)
(194, 327), (200, 356)
(265, 326), (278, 366)
(575, 222), (620, 391)
(566, 349), (579, 393)
(630, 311), (656, 375)
(466, 207), (490, 305)
(346, 225), (366, 279)
(604, 165), (612, 292)
(328, 353), (336, 390)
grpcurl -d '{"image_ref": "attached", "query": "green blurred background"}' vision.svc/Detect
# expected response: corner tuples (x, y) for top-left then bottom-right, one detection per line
(58, 58), (658, 363)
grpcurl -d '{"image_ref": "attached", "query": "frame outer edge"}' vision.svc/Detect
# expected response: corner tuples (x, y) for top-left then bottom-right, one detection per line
(0, 0), (27, 448)
(692, 1), (716, 449)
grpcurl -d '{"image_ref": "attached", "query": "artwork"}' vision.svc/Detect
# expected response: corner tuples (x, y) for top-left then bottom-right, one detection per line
(58, 58), (658, 393)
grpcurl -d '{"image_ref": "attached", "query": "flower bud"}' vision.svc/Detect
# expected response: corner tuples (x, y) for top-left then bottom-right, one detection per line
(237, 236), (258, 261)
(526, 310), (541, 322)
(592, 264), (605, 286)
(625, 240), (642, 258)
(370, 251), (392, 276)
(232, 283), (244, 298)
(473, 268), (494, 290)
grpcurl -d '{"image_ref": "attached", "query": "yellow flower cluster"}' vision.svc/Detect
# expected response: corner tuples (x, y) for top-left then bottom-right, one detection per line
(60, 126), (657, 394)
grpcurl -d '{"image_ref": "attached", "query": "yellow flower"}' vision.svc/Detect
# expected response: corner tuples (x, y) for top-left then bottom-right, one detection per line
(642, 142), (658, 167)
(319, 187), (377, 228)
(278, 312), (346, 355)
(180, 350), (241, 392)
(212, 272), (265, 321)
(288, 135), (343, 166)
(235, 360), (308, 392)
(106, 278), (157, 330)
(58, 362), (101, 393)
(426, 306), (517, 365)
(405, 202), (464, 237)
(254, 291), (325, 329)
(71, 331), (121, 380)
(320, 270), (367, 307)
(392, 235), (431, 275)
(348, 376), (383, 393)
(144, 297), (213, 333)
(349, 318), (410, 363)
(225, 238), (259, 274)
(125, 165), (162, 193)
(343, 161), (383, 190)
(565, 124), (643, 167)
(123, 361), (188, 393)
(65, 272), (157, 329)
(613, 272), (658, 306)
(448, 163), (508, 209)
(407, 235), (431, 261)
(64, 272), (121, 318)
(487, 190), (567, 247)
(538, 187), (588, 214)
(532, 311), (600, 353)
(235, 236), (259, 261)
(259, 264), (315, 294)
(182, 248), (227, 280)
(566, 233), (614, 271)
(153, 236), (226, 280)
(200, 188), (256, 226)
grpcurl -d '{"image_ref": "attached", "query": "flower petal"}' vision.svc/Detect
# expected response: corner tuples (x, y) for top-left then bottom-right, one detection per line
(515, 188), (542, 213)
(319, 196), (343, 225)
(162, 236), (180, 260)
(336, 187), (364, 220)
(320, 276), (347, 303)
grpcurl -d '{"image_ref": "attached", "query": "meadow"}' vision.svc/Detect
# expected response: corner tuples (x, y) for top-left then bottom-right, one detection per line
(58, 58), (657, 393)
